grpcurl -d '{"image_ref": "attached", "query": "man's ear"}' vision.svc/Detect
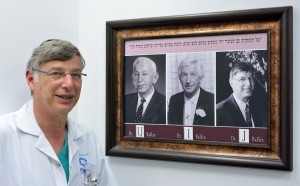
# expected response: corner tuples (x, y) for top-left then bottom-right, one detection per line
(152, 72), (159, 84)
(26, 69), (36, 93)
(229, 78), (233, 88)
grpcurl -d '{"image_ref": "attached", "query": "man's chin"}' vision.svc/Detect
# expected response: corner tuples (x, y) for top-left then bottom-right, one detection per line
(242, 92), (252, 97)
(184, 88), (197, 94)
(137, 89), (146, 94)
(184, 90), (197, 98)
(57, 104), (75, 114)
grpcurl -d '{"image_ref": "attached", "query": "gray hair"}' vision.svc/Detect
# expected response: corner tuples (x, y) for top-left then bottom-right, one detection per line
(27, 39), (85, 73)
(132, 57), (157, 73)
(178, 57), (204, 79)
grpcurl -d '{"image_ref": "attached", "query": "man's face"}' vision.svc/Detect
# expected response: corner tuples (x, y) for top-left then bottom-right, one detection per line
(229, 71), (255, 102)
(179, 64), (202, 98)
(27, 56), (83, 116)
(131, 61), (158, 98)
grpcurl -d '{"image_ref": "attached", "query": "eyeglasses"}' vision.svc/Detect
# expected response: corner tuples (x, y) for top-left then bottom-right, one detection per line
(232, 77), (254, 83)
(32, 68), (87, 82)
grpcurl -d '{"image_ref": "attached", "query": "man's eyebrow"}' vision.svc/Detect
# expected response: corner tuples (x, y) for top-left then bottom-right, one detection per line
(48, 67), (64, 71)
(48, 66), (82, 72)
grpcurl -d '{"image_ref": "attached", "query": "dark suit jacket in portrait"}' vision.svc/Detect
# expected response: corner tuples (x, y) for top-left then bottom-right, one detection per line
(168, 87), (214, 126)
(216, 94), (267, 127)
(124, 90), (166, 124)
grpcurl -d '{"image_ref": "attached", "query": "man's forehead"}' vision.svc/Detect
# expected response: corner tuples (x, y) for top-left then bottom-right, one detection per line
(182, 63), (197, 68)
(181, 64), (198, 71)
(40, 58), (82, 71)
(134, 61), (152, 70)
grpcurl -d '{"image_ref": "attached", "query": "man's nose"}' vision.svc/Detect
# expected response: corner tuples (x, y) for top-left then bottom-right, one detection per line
(244, 78), (252, 85)
(137, 74), (143, 82)
(186, 75), (191, 83)
(62, 74), (75, 88)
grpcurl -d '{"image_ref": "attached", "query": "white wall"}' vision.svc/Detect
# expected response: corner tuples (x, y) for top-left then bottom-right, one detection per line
(0, 0), (79, 119)
(79, 1), (299, 186)
(0, 0), (298, 186)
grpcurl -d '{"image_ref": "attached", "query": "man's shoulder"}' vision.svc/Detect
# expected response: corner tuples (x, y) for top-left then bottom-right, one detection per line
(201, 88), (214, 98)
(125, 92), (137, 98)
(216, 95), (233, 110)
(68, 120), (98, 141)
(199, 89), (214, 104)
(68, 119), (88, 133)
(0, 111), (17, 121)
(168, 92), (184, 108)
(153, 90), (166, 100)
(67, 120), (104, 158)
(0, 112), (18, 139)
(0, 101), (31, 125)
(170, 91), (184, 100)
(125, 92), (138, 97)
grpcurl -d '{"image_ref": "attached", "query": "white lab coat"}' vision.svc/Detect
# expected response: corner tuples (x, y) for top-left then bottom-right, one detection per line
(0, 100), (118, 186)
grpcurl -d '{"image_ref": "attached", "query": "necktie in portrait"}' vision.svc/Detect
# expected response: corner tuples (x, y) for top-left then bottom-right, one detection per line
(245, 104), (252, 127)
(134, 98), (146, 123)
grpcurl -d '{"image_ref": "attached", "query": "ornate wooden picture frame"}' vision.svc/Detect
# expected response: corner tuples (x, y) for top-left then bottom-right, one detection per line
(106, 6), (293, 170)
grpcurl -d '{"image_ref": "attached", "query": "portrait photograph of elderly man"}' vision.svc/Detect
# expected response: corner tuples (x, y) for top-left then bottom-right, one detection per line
(167, 53), (215, 126)
(124, 55), (166, 124)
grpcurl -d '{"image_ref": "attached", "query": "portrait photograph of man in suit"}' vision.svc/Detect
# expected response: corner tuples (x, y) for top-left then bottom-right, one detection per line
(167, 53), (215, 126)
(124, 55), (166, 124)
(216, 50), (268, 128)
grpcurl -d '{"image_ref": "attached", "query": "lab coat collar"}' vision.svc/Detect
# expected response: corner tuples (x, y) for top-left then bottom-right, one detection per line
(15, 100), (84, 162)
(16, 100), (84, 140)
(16, 100), (42, 137)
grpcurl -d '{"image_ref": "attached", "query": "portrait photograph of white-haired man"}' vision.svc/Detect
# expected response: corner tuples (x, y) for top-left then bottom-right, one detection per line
(124, 55), (166, 124)
(167, 52), (215, 126)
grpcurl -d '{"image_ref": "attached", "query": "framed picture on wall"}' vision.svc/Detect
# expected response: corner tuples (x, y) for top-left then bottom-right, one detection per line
(106, 6), (293, 170)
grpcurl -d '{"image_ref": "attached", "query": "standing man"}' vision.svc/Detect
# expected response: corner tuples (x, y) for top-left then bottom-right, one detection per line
(216, 62), (267, 127)
(124, 56), (166, 124)
(168, 57), (214, 126)
(0, 39), (118, 185)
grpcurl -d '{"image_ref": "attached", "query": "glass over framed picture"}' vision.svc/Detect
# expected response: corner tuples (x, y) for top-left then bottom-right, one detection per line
(106, 6), (293, 170)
